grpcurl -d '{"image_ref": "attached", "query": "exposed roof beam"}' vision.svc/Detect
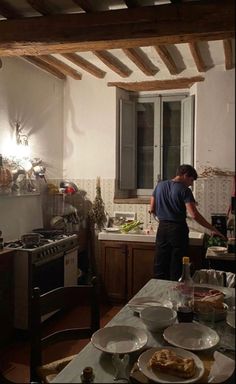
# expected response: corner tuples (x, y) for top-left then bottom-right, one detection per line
(93, 50), (132, 77)
(123, 48), (158, 76)
(223, 39), (233, 70)
(0, 0), (234, 56)
(189, 42), (207, 72)
(0, 0), (23, 18)
(154, 45), (179, 75)
(26, 0), (60, 16)
(23, 56), (66, 80)
(62, 53), (106, 78)
(108, 76), (205, 91)
(37, 55), (82, 79)
(72, 0), (106, 12)
(124, 0), (140, 8)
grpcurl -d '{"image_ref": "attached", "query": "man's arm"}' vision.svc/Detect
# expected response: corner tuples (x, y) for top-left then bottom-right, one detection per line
(186, 202), (227, 239)
(150, 196), (156, 214)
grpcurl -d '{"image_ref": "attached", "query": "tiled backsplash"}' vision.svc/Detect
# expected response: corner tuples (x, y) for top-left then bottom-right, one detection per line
(51, 175), (234, 234)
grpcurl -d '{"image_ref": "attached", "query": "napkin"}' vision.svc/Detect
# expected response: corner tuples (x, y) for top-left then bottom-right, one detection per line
(208, 351), (235, 383)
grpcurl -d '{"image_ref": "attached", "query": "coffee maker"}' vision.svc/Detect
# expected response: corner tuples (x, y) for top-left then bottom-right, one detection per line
(211, 213), (228, 237)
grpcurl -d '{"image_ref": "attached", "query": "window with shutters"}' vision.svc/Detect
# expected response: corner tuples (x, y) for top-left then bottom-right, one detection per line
(117, 93), (194, 199)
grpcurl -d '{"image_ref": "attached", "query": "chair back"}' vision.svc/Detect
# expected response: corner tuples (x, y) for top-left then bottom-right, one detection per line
(192, 269), (235, 288)
(30, 277), (100, 383)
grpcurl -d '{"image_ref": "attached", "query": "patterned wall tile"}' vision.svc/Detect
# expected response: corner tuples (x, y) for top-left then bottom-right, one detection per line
(49, 175), (234, 233)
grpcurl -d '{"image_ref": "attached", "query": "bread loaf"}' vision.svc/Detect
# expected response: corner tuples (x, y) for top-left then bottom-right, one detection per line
(148, 349), (196, 379)
(194, 291), (224, 312)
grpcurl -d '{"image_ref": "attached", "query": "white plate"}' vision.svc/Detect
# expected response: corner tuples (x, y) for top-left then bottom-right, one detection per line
(137, 347), (204, 383)
(91, 325), (148, 354)
(208, 246), (227, 253)
(104, 227), (120, 232)
(127, 296), (172, 313)
(163, 323), (220, 351)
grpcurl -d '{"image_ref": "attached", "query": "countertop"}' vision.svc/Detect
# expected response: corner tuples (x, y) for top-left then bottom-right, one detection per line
(0, 248), (15, 258)
(98, 230), (204, 246)
(206, 248), (235, 261)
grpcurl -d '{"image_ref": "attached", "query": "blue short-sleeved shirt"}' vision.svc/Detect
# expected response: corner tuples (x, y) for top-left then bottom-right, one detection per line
(152, 180), (195, 222)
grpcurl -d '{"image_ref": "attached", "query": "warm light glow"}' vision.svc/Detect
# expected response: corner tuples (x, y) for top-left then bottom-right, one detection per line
(2, 137), (31, 159)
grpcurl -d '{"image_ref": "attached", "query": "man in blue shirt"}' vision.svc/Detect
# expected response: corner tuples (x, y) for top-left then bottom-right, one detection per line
(150, 164), (226, 280)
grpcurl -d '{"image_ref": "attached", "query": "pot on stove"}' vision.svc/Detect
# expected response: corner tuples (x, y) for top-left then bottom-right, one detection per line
(21, 233), (41, 247)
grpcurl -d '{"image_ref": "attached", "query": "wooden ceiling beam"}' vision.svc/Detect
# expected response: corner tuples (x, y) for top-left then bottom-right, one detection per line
(93, 50), (132, 77)
(37, 55), (82, 79)
(23, 56), (66, 80)
(189, 42), (207, 72)
(154, 45), (179, 75)
(107, 76), (205, 91)
(223, 39), (233, 70)
(72, 0), (106, 12)
(124, 0), (140, 8)
(26, 0), (60, 16)
(123, 48), (158, 76)
(0, 0), (234, 56)
(62, 53), (106, 78)
(0, 0), (23, 18)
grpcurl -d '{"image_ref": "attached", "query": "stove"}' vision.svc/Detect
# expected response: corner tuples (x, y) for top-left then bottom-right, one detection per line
(12, 233), (79, 330)
(5, 234), (79, 264)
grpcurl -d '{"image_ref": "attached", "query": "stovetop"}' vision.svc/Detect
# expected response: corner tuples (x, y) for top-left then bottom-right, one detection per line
(5, 234), (75, 250)
(5, 233), (79, 263)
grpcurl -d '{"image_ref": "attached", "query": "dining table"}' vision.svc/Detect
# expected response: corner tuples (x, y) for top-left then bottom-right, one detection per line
(51, 278), (235, 383)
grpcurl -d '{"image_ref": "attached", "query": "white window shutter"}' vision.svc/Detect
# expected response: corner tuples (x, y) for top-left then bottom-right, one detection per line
(181, 95), (195, 165)
(119, 99), (136, 190)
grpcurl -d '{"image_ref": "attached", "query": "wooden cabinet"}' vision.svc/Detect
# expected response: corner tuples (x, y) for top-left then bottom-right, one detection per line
(0, 251), (14, 346)
(99, 240), (205, 304)
(189, 244), (206, 272)
(100, 241), (127, 302)
(99, 241), (155, 303)
(127, 243), (155, 299)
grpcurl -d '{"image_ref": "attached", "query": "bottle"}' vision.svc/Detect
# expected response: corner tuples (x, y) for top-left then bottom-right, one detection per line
(176, 257), (194, 323)
(80, 366), (94, 383)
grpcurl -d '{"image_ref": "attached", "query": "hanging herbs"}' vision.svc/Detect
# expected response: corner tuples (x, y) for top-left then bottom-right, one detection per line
(89, 177), (106, 230)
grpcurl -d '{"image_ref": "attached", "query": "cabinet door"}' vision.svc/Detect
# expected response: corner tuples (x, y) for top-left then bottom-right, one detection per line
(100, 241), (127, 303)
(127, 243), (155, 299)
(0, 254), (14, 346)
(64, 249), (78, 286)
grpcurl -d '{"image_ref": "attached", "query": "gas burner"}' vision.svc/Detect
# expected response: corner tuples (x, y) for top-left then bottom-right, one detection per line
(4, 240), (23, 248)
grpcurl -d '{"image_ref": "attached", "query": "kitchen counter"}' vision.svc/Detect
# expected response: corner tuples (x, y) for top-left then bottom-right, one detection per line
(0, 248), (15, 257)
(98, 230), (205, 246)
(206, 248), (235, 261)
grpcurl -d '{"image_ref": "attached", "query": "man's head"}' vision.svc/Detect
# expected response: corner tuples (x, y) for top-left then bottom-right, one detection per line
(176, 164), (198, 186)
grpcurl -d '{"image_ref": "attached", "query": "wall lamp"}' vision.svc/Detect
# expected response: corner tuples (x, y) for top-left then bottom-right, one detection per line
(16, 122), (29, 146)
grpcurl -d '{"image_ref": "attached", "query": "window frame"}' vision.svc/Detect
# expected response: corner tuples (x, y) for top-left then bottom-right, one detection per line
(118, 92), (194, 199)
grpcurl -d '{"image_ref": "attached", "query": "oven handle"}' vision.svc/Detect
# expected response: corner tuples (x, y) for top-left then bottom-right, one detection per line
(33, 252), (64, 267)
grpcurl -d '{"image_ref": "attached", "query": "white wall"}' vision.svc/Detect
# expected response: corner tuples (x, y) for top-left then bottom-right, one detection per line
(0, 57), (64, 240)
(192, 67), (235, 172)
(63, 67), (235, 180)
(0, 57), (64, 179)
(63, 76), (117, 179)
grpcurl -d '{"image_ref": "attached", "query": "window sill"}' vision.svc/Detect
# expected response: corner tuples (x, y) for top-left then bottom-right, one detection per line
(114, 197), (150, 204)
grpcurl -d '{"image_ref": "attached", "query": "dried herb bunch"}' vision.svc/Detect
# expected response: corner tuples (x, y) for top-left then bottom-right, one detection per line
(89, 177), (106, 230)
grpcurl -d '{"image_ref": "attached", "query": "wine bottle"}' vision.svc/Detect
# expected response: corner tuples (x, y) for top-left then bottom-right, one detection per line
(176, 256), (194, 323)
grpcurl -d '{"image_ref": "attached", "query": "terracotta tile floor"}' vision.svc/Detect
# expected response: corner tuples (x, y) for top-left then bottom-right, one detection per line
(0, 304), (122, 383)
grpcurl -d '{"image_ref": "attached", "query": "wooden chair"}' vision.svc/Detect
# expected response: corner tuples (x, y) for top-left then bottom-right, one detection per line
(30, 277), (100, 383)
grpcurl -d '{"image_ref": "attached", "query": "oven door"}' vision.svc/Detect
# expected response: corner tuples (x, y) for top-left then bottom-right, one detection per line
(32, 253), (64, 294)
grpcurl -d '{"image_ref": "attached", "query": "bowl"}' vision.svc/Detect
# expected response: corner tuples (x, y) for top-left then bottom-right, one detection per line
(140, 306), (177, 332)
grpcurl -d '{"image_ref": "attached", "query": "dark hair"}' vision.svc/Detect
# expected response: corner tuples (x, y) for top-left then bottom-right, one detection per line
(176, 164), (198, 180)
